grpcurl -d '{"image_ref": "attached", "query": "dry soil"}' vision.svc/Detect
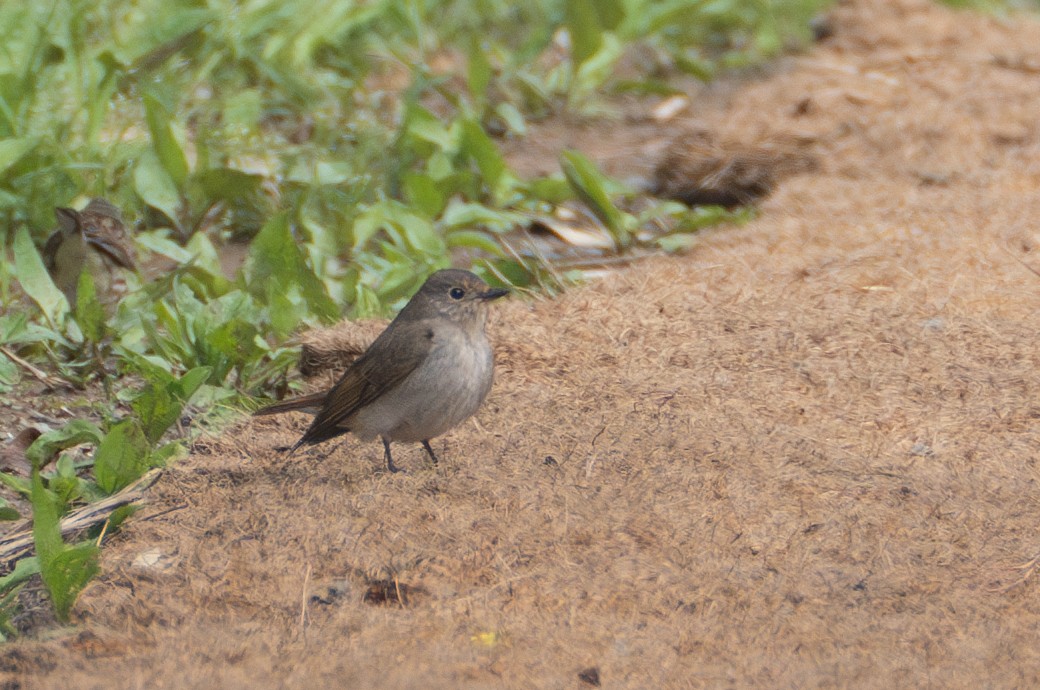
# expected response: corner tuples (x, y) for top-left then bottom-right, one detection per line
(6, 0), (1040, 687)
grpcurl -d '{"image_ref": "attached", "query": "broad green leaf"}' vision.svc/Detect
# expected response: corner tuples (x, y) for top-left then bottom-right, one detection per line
(130, 378), (176, 445)
(93, 420), (152, 494)
(31, 472), (62, 610)
(143, 92), (189, 187)
(42, 542), (99, 623)
(246, 213), (338, 323)
(572, 33), (623, 97)
(564, 0), (603, 67)
(402, 172), (446, 219)
(74, 270), (105, 345)
(467, 34), (492, 103)
(0, 473), (28, 498)
(0, 556), (39, 593)
(593, 0), (625, 31)
(12, 227), (68, 325)
(0, 351), (17, 390)
(26, 420), (103, 470)
(135, 229), (194, 263)
(150, 441), (186, 467)
(134, 150), (180, 225)
(494, 103), (527, 136)
(440, 201), (521, 233)
(657, 234), (699, 253)
(222, 89), (262, 131)
(524, 177), (574, 204)
(0, 136), (38, 177)
(405, 106), (456, 152)
(460, 118), (507, 194)
(560, 149), (630, 249)
(193, 167), (263, 201)
(48, 454), (82, 508)
(171, 366), (211, 403)
(184, 232), (226, 279)
(446, 230), (504, 256)
(399, 213), (445, 256)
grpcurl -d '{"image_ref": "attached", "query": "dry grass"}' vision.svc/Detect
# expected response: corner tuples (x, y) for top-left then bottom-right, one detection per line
(6, 0), (1040, 686)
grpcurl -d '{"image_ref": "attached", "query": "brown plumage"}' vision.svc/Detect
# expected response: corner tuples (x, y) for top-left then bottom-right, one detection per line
(44, 198), (136, 303)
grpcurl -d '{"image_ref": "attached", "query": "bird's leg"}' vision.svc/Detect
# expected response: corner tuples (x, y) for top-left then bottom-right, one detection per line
(421, 440), (438, 465)
(383, 438), (404, 473)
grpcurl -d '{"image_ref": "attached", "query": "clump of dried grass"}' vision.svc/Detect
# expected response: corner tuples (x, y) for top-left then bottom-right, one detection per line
(650, 129), (818, 208)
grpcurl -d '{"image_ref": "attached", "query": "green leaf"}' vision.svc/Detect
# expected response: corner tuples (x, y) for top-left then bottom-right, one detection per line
(171, 365), (210, 402)
(246, 213), (339, 325)
(0, 136), (38, 178)
(593, 0), (625, 31)
(565, 0), (604, 67)
(0, 472), (29, 498)
(150, 441), (186, 467)
(402, 172), (446, 219)
(143, 92), (189, 187)
(399, 213), (445, 256)
(572, 32), (623, 97)
(12, 226), (68, 326)
(42, 543), (99, 623)
(93, 420), (152, 494)
(460, 118), (508, 195)
(74, 270), (105, 345)
(0, 556), (40, 593)
(32, 469), (99, 622)
(440, 201), (521, 233)
(493, 102), (526, 136)
(131, 365), (209, 445)
(26, 420), (104, 470)
(559, 149), (631, 249)
(656, 233), (699, 253)
(466, 34), (492, 104)
(48, 454), (82, 508)
(446, 230), (505, 256)
(193, 167), (264, 202)
(134, 150), (181, 226)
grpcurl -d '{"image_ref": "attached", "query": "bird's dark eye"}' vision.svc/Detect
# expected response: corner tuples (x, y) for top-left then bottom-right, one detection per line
(449, 287), (465, 300)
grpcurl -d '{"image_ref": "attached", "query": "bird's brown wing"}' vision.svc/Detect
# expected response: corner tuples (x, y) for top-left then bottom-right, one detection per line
(83, 198), (122, 220)
(293, 320), (434, 448)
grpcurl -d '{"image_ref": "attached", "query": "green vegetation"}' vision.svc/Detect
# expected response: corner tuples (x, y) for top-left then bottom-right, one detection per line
(0, 0), (830, 628)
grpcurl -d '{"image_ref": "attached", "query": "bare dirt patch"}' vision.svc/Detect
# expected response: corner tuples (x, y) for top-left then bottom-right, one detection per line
(7, 0), (1040, 686)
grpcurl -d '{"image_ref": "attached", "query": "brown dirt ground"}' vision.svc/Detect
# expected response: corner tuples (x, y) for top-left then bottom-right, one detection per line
(7, 0), (1040, 686)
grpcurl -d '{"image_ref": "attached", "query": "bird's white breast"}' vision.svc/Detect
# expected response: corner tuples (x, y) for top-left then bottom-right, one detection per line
(350, 324), (494, 443)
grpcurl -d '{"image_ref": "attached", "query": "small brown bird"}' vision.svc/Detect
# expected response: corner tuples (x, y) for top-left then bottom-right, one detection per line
(44, 198), (136, 303)
(255, 269), (509, 473)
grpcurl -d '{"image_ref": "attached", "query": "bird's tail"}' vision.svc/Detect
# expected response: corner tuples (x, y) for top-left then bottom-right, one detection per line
(253, 391), (327, 417)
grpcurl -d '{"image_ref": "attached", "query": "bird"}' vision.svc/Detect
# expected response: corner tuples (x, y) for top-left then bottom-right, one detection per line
(44, 198), (136, 304)
(254, 269), (509, 473)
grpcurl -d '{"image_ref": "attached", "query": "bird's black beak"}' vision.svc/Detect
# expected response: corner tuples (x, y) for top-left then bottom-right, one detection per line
(480, 287), (509, 301)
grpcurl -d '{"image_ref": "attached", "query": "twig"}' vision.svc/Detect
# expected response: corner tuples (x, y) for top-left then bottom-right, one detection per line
(299, 562), (312, 638)
(0, 468), (163, 565)
(991, 553), (1040, 593)
(0, 345), (63, 389)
